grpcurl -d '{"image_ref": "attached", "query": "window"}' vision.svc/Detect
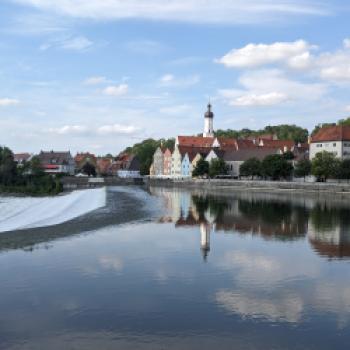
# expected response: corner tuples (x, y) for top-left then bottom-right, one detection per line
(333, 143), (336, 147)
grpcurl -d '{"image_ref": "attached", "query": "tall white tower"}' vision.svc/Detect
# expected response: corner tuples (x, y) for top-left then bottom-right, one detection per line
(203, 103), (214, 138)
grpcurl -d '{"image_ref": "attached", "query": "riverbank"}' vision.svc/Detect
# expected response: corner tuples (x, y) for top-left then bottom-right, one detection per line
(147, 178), (350, 195)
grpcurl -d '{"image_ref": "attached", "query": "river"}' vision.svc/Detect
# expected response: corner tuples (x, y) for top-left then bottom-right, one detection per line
(0, 186), (350, 349)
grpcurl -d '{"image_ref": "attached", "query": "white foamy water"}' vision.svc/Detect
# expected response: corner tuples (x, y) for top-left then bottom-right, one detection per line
(0, 187), (106, 233)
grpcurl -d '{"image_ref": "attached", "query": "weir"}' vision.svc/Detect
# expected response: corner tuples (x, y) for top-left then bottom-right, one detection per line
(61, 176), (144, 190)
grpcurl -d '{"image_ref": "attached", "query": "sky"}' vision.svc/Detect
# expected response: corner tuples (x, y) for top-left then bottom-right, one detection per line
(0, 0), (350, 155)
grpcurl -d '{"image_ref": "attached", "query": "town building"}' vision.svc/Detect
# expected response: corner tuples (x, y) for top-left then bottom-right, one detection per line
(38, 151), (75, 175)
(14, 153), (32, 166)
(74, 152), (97, 174)
(310, 125), (350, 160)
(113, 153), (141, 178)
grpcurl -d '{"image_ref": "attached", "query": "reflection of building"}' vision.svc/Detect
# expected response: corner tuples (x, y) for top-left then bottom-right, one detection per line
(152, 187), (350, 260)
(308, 210), (350, 259)
(200, 223), (211, 261)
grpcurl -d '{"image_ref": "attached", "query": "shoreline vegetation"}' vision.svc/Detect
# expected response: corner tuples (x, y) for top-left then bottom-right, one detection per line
(0, 146), (63, 196)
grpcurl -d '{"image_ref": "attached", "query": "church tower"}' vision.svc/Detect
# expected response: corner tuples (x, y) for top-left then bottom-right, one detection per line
(203, 103), (214, 138)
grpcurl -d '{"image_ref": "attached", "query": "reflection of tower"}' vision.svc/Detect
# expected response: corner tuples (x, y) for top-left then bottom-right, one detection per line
(203, 103), (214, 138)
(200, 223), (212, 261)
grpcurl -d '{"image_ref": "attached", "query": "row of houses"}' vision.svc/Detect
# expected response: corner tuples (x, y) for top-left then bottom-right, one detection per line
(150, 135), (308, 178)
(14, 151), (140, 177)
(151, 104), (350, 179)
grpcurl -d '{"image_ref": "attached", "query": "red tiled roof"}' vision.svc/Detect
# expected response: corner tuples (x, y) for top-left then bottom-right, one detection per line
(177, 136), (214, 148)
(311, 125), (350, 142)
(260, 139), (295, 151)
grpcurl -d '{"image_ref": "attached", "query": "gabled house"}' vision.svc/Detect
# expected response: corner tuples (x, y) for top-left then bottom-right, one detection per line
(14, 153), (32, 167)
(163, 148), (172, 176)
(113, 153), (141, 178)
(171, 146), (183, 177)
(74, 152), (97, 173)
(153, 147), (164, 176)
(38, 151), (75, 175)
(181, 153), (191, 177)
(310, 125), (350, 160)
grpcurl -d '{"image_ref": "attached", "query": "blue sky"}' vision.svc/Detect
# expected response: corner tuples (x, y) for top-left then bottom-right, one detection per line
(0, 0), (350, 154)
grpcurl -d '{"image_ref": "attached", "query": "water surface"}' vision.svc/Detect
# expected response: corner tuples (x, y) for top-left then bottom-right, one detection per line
(1, 186), (350, 349)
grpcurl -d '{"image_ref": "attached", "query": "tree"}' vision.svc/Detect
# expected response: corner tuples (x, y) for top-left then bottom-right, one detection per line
(209, 158), (228, 178)
(0, 146), (17, 186)
(82, 162), (96, 176)
(283, 151), (295, 160)
(192, 158), (209, 177)
(29, 156), (44, 177)
(294, 159), (311, 180)
(311, 151), (340, 181)
(261, 154), (293, 180)
(239, 158), (261, 179)
(335, 159), (350, 180)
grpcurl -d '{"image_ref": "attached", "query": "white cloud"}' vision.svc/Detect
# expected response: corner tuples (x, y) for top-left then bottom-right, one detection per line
(48, 125), (88, 135)
(159, 74), (200, 87)
(318, 51), (350, 82)
(14, 0), (330, 24)
(0, 98), (20, 107)
(83, 76), (109, 85)
(345, 105), (350, 113)
(103, 84), (129, 96)
(344, 39), (350, 49)
(219, 69), (327, 107)
(47, 123), (138, 136)
(40, 36), (93, 51)
(97, 124), (138, 135)
(221, 91), (288, 106)
(216, 40), (314, 69)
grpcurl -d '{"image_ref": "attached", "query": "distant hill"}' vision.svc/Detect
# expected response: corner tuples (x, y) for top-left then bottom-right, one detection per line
(215, 124), (309, 143)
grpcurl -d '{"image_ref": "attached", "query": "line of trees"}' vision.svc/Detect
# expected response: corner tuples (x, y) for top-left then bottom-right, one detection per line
(0, 146), (62, 195)
(239, 151), (350, 182)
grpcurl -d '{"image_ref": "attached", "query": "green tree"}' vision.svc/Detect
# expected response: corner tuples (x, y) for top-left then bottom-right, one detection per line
(261, 154), (293, 180)
(192, 158), (209, 177)
(294, 159), (311, 180)
(209, 158), (228, 178)
(82, 162), (96, 176)
(335, 159), (350, 180)
(239, 158), (261, 179)
(311, 151), (340, 181)
(0, 146), (17, 186)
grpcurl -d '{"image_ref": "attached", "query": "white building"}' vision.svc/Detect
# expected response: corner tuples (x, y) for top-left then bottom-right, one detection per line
(310, 125), (350, 160)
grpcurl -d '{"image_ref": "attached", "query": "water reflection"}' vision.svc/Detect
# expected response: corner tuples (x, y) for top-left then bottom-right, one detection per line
(151, 187), (350, 260)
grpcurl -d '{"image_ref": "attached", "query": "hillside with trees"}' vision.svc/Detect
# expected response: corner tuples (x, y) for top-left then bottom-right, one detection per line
(215, 124), (309, 143)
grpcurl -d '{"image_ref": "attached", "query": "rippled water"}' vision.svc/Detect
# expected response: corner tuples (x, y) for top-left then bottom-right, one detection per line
(1, 186), (350, 349)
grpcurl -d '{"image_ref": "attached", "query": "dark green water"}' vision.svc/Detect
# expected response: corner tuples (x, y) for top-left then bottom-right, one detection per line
(1, 186), (350, 349)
